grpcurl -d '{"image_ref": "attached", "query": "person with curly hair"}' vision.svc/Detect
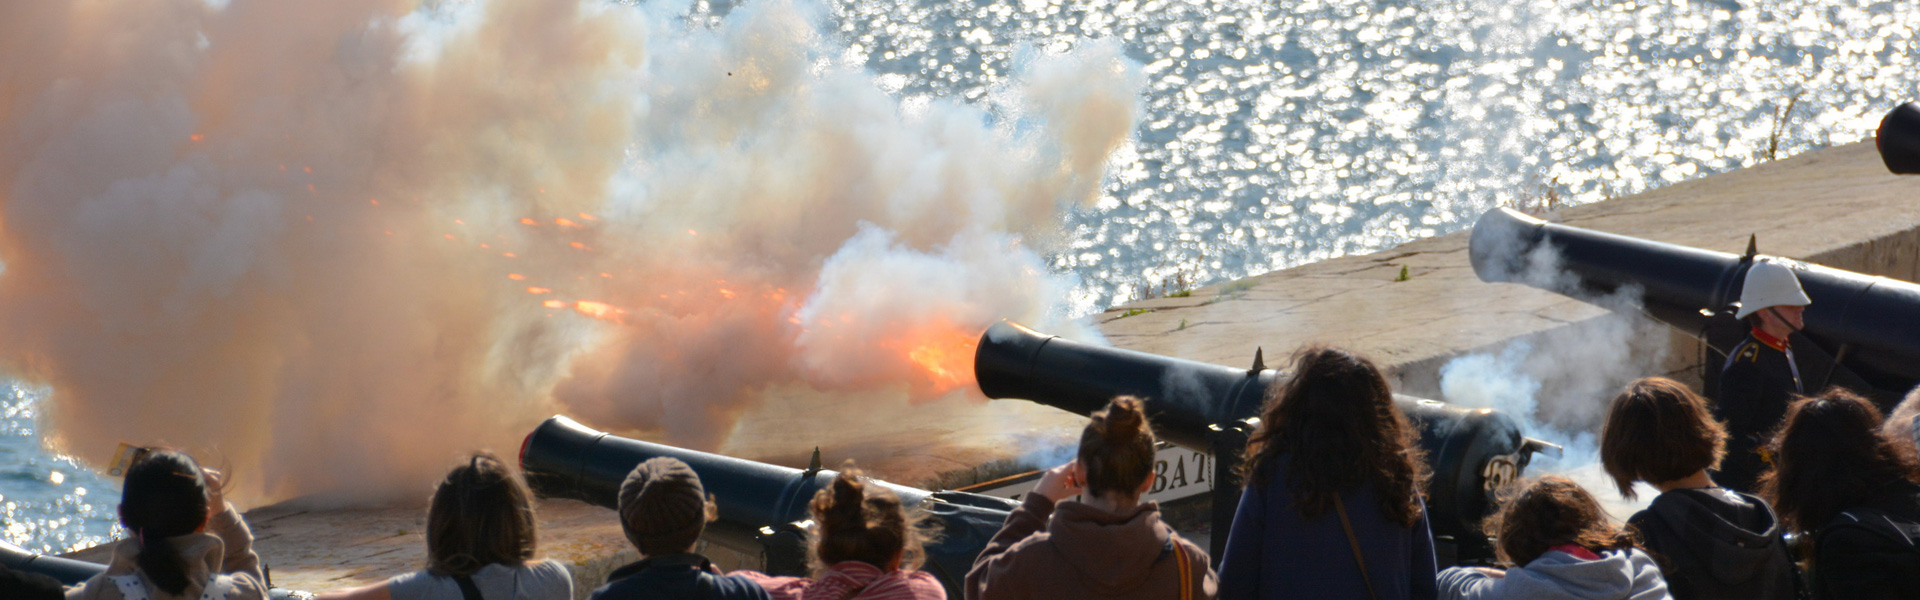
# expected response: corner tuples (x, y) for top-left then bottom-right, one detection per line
(1217, 346), (1436, 599)
(1759, 389), (1920, 599)
(966, 396), (1216, 600)
(751, 468), (945, 600)
(1437, 476), (1669, 600)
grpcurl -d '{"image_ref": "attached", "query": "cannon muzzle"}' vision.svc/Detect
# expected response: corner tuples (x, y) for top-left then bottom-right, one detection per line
(519, 415), (1016, 597)
(1469, 206), (1920, 395)
(975, 321), (1542, 565)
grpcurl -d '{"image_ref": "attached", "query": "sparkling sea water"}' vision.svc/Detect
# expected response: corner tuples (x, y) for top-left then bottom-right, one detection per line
(7, 0), (1920, 553)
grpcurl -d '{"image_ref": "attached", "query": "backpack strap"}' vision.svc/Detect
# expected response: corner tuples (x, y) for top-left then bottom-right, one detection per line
(1174, 541), (1193, 600)
(453, 574), (485, 600)
(1334, 492), (1380, 600)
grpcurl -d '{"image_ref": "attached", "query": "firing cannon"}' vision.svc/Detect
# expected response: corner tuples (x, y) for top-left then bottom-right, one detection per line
(974, 321), (1552, 565)
(2, 539), (313, 598)
(1469, 206), (1920, 396)
(519, 415), (1016, 598)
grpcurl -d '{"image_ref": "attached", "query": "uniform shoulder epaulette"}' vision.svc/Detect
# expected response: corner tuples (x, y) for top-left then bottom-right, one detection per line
(1735, 343), (1760, 363)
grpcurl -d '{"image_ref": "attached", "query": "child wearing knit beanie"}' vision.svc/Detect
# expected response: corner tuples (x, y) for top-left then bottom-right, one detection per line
(590, 457), (775, 600)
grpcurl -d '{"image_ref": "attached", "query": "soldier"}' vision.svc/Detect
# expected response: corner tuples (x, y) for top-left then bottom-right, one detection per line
(1713, 258), (1872, 492)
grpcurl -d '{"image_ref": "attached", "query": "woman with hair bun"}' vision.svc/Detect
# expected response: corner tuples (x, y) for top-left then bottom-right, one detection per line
(67, 449), (269, 600)
(1218, 346), (1436, 599)
(750, 467), (946, 600)
(964, 396), (1217, 600)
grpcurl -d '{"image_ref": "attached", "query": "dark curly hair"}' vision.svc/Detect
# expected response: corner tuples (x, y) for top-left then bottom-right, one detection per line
(1600, 377), (1727, 500)
(1240, 346), (1429, 528)
(1759, 389), (1920, 534)
(809, 466), (933, 573)
(1486, 476), (1636, 567)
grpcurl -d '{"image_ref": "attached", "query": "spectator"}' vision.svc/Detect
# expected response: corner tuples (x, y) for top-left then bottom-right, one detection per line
(1217, 346), (1437, 600)
(1, 561), (63, 600)
(590, 457), (770, 600)
(1437, 476), (1669, 600)
(1878, 384), (1920, 452)
(1759, 389), (1920, 599)
(1599, 377), (1798, 599)
(752, 468), (946, 600)
(67, 449), (268, 600)
(966, 396), (1216, 600)
(317, 452), (571, 600)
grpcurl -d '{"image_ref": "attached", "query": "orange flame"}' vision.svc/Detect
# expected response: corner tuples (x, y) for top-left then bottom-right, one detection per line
(542, 300), (566, 309)
(574, 300), (626, 323)
(189, 133), (204, 142)
(903, 324), (979, 397)
(519, 218), (539, 226)
(507, 273), (526, 281)
(527, 287), (552, 294)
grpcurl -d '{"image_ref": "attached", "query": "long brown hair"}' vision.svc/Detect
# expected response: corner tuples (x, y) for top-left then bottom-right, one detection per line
(1599, 377), (1727, 500)
(1079, 396), (1158, 500)
(426, 452), (540, 576)
(1241, 346), (1428, 527)
(1485, 476), (1636, 567)
(809, 467), (932, 573)
(119, 450), (210, 596)
(1759, 389), (1920, 533)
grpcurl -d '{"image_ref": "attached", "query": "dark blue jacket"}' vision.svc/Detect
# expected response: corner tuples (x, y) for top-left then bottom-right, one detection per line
(589, 554), (772, 600)
(1217, 460), (1438, 599)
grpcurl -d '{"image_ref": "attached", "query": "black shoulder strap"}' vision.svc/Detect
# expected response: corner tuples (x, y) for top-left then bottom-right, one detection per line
(453, 574), (485, 600)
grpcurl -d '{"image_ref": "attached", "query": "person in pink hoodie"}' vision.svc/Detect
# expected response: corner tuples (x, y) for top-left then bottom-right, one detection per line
(747, 468), (946, 600)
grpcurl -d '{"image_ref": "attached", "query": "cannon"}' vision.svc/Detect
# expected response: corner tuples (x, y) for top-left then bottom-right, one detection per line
(1880, 102), (1920, 175)
(1469, 206), (1920, 397)
(974, 321), (1551, 566)
(2, 538), (313, 598)
(519, 415), (1017, 597)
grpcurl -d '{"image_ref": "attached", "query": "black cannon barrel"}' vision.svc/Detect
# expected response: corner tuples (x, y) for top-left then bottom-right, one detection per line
(2, 539), (312, 598)
(974, 321), (1541, 564)
(1469, 206), (1920, 394)
(519, 415), (1016, 597)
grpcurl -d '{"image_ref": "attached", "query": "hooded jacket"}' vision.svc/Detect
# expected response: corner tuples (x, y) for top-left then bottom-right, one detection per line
(589, 553), (772, 600)
(65, 504), (267, 600)
(1809, 479), (1920, 600)
(964, 494), (1216, 600)
(1437, 548), (1671, 600)
(1627, 488), (1798, 600)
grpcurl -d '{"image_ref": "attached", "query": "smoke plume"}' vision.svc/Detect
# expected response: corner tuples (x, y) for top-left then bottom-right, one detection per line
(0, 0), (1138, 503)
(1441, 226), (1672, 519)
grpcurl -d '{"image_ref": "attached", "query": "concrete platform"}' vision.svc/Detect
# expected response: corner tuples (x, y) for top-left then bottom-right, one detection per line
(1095, 140), (1920, 399)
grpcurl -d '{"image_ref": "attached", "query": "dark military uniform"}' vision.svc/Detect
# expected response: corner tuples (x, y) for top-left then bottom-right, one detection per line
(1712, 329), (1872, 492)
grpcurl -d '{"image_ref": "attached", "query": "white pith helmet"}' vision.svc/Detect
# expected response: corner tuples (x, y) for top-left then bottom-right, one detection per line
(1734, 259), (1811, 320)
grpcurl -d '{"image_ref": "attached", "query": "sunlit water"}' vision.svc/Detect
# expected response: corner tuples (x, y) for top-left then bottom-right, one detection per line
(8, 0), (1920, 553)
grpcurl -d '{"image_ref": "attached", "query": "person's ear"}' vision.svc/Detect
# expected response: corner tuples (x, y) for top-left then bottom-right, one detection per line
(1072, 461), (1088, 487)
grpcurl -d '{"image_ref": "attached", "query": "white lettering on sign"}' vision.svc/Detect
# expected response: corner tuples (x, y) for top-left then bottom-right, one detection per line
(958, 444), (1214, 504)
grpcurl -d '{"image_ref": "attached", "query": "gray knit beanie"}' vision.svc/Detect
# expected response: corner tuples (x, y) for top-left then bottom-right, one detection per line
(618, 457), (709, 555)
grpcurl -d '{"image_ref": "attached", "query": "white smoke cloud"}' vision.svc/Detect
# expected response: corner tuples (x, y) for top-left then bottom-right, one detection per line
(1441, 234), (1671, 520)
(0, 0), (1140, 504)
